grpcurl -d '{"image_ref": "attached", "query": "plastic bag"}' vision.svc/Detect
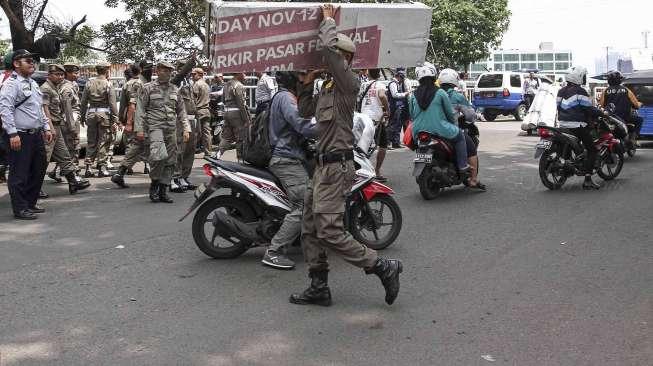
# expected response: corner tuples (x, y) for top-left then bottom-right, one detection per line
(149, 129), (168, 162)
(402, 121), (414, 149)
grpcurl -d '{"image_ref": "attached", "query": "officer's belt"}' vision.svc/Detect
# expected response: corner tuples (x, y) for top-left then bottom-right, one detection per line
(316, 150), (354, 166)
(17, 128), (42, 134)
(87, 107), (110, 113)
(224, 107), (240, 112)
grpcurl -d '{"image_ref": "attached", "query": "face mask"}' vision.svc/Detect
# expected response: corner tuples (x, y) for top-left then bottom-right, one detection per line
(157, 73), (171, 83)
(142, 69), (153, 82)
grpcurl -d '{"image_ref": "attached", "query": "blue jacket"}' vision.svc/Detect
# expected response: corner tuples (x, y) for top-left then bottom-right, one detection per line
(556, 84), (603, 124)
(268, 89), (317, 161)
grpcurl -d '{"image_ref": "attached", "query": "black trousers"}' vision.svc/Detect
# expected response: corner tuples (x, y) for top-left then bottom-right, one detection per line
(569, 126), (596, 174)
(5, 132), (47, 214)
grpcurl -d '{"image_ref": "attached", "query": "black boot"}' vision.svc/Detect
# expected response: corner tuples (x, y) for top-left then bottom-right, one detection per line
(65, 172), (91, 195)
(158, 183), (174, 203)
(0, 165), (7, 183)
(149, 181), (160, 202)
(143, 162), (150, 174)
(289, 271), (332, 306)
(97, 165), (111, 178)
(111, 166), (130, 188)
(583, 176), (601, 190)
(47, 165), (63, 183)
(170, 178), (186, 193)
(365, 258), (403, 305)
(84, 164), (94, 178)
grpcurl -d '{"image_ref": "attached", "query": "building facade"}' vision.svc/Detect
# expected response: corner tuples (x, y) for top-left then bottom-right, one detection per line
(469, 45), (573, 81)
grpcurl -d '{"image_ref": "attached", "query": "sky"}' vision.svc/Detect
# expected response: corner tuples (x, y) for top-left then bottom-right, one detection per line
(1, 0), (651, 74)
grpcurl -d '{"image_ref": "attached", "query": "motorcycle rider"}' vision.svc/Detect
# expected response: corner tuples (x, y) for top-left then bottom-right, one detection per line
(556, 66), (606, 190)
(410, 62), (471, 174)
(599, 70), (643, 146)
(438, 68), (486, 191)
(262, 71), (318, 270)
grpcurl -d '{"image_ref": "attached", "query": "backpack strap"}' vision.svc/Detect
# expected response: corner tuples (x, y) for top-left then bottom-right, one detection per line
(357, 81), (376, 112)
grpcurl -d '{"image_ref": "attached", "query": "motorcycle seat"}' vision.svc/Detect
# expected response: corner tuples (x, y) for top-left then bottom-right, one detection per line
(212, 160), (283, 188)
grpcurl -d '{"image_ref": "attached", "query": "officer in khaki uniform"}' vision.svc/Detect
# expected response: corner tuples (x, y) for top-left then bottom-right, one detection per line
(192, 67), (212, 156)
(218, 72), (250, 158)
(62, 63), (81, 169)
(80, 63), (119, 178)
(289, 4), (402, 307)
(111, 64), (147, 188)
(170, 59), (198, 192)
(134, 61), (190, 203)
(40, 64), (90, 194)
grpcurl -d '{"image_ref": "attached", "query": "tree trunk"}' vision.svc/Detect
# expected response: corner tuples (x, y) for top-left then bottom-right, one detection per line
(7, 0), (34, 50)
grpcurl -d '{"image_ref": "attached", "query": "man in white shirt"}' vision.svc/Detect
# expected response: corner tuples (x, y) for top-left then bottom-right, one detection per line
(359, 69), (390, 181)
(387, 69), (410, 149)
(255, 72), (277, 115)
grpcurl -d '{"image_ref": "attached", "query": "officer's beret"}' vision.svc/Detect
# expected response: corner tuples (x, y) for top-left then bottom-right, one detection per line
(157, 61), (175, 70)
(63, 63), (80, 72)
(48, 64), (65, 73)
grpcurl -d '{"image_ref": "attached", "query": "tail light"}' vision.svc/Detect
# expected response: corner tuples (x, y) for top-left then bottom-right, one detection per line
(418, 132), (431, 142)
(537, 128), (552, 138)
(502, 88), (510, 97)
(203, 163), (218, 177)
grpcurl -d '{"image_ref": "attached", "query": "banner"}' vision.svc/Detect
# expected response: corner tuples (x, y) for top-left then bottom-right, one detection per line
(207, 1), (433, 72)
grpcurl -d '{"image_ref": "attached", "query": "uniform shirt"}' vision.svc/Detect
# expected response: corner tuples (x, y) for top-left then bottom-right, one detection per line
(134, 80), (190, 133)
(119, 77), (143, 123)
(224, 78), (250, 123)
(313, 17), (360, 154)
(41, 79), (65, 125)
(59, 80), (80, 128)
(0, 72), (50, 134)
(192, 78), (211, 119)
(360, 80), (387, 121)
(80, 77), (118, 122)
(269, 89), (317, 161)
(255, 73), (277, 103)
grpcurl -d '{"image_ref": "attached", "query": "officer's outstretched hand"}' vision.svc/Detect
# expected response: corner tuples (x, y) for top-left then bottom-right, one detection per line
(321, 4), (335, 19)
(183, 131), (190, 143)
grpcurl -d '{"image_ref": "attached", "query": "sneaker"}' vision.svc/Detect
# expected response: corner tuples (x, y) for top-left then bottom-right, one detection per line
(262, 250), (295, 270)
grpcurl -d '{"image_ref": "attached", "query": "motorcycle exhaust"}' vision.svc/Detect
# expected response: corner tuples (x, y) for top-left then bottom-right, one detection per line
(214, 210), (261, 242)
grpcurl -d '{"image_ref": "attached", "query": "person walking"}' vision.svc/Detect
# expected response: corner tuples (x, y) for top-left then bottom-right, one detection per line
(170, 59), (198, 193)
(254, 72), (277, 115)
(289, 4), (403, 307)
(134, 61), (191, 203)
(523, 72), (539, 109)
(218, 72), (250, 158)
(0, 50), (53, 219)
(359, 68), (390, 182)
(192, 68), (212, 157)
(387, 68), (410, 149)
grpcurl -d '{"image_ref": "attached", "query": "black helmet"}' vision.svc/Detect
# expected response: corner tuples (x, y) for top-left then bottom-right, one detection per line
(275, 71), (298, 90)
(607, 70), (624, 86)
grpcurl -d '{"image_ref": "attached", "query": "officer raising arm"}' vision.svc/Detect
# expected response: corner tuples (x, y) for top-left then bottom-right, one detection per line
(289, 4), (403, 307)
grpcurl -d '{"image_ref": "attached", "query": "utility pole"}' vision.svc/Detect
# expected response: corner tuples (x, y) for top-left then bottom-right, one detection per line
(605, 46), (610, 73)
(643, 30), (651, 48)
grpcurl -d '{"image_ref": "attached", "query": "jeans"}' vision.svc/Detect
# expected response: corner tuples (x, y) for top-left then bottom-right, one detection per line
(268, 156), (308, 252)
(389, 105), (408, 145)
(450, 130), (469, 170)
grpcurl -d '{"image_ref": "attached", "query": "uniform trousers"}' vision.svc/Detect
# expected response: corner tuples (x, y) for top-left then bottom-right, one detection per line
(148, 128), (177, 183)
(84, 112), (113, 166)
(5, 131), (47, 214)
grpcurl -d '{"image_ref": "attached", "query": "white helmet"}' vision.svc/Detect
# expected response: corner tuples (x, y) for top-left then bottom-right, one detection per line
(566, 65), (587, 85)
(415, 62), (437, 81)
(438, 68), (459, 86)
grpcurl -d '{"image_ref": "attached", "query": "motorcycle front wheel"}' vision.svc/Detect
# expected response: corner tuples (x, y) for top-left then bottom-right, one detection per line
(192, 195), (256, 259)
(349, 194), (402, 250)
(539, 150), (568, 190)
(597, 149), (624, 181)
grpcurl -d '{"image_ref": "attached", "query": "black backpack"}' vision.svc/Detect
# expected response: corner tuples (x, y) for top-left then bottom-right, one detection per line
(242, 94), (278, 168)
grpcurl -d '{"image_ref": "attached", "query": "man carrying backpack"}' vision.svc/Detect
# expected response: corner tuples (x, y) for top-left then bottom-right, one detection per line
(262, 71), (317, 270)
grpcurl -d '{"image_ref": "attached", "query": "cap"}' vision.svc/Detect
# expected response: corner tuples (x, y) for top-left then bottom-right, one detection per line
(192, 67), (205, 75)
(48, 64), (65, 73)
(12, 49), (39, 61)
(63, 63), (80, 72)
(156, 61), (175, 70)
(395, 68), (407, 77)
(139, 60), (154, 70)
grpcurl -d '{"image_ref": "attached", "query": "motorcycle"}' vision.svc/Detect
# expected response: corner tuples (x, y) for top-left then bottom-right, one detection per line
(412, 112), (480, 200)
(534, 115), (624, 190)
(180, 139), (402, 260)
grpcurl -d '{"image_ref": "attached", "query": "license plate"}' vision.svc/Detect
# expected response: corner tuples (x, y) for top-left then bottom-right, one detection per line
(535, 140), (552, 149)
(481, 92), (496, 98)
(415, 153), (432, 163)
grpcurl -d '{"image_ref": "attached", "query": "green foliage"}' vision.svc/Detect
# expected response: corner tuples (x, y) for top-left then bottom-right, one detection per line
(100, 0), (206, 63)
(0, 39), (10, 58)
(424, 0), (510, 70)
(57, 25), (97, 63)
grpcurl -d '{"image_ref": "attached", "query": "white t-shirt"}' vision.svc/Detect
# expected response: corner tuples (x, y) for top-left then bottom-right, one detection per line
(360, 80), (386, 121)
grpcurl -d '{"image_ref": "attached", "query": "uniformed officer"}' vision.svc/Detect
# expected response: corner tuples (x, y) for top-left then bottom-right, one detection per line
(289, 4), (403, 307)
(62, 63), (82, 169)
(0, 50), (53, 219)
(111, 64), (147, 188)
(218, 72), (250, 158)
(40, 64), (91, 194)
(134, 61), (190, 203)
(170, 59), (197, 193)
(80, 62), (119, 178)
(192, 67), (212, 157)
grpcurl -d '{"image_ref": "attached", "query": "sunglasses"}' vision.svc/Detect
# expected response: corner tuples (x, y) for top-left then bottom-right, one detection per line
(18, 59), (35, 64)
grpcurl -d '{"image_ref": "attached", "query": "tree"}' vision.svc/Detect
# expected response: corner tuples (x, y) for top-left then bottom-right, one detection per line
(57, 25), (98, 63)
(424, 0), (510, 71)
(100, 0), (206, 63)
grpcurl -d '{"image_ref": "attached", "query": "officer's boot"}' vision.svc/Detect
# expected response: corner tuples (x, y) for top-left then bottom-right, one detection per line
(143, 162), (150, 174)
(365, 258), (403, 305)
(65, 172), (91, 195)
(158, 183), (174, 203)
(582, 175), (601, 190)
(111, 166), (130, 188)
(0, 164), (7, 183)
(170, 177), (186, 193)
(149, 180), (160, 202)
(47, 164), (63, 183)
(84, 164), (94, 178)
(289, 271), (332, 306)
(97, 164), (111, 178)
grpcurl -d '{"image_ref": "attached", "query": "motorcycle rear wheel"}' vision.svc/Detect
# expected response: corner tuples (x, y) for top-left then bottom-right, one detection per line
(539, 150), (567, 190)
(349, 194), (402, 250)
(417, 169), (443, 200)
(192, 195), (256, 259)
(597, 150), (624, 181)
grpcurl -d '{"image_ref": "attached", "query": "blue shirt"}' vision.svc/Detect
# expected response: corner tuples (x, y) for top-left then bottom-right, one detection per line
(0, 72), (50, 135)
(269, 89), (317, 161)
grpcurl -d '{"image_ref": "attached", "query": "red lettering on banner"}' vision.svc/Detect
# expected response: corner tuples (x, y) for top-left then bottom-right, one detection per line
(215, 7), (340, 44)
(213, 26), (381, 73)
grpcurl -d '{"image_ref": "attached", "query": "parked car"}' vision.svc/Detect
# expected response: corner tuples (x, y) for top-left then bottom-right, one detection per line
(473, 71), (552, 121)
(622, 69), (653, 139)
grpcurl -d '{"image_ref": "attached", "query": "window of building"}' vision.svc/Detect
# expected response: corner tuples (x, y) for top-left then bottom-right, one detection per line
(538, 62), (554, 71)
(555, 62), (570, 70)
(510, 74), (522, 88)
(522, 63), (537, 70)
(503, 54), (519, 62)
(471, 63), (486, 72)
(521, 53), (536, 61)
(505, 63), (520, 71)
(555, 53), (569, 61)
(494, 54), (503, 62)
(494, 63), (504, 71)
(538, 53), (553, 61)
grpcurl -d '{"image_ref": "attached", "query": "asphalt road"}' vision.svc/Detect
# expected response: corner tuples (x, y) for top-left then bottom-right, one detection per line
(1, 122), (651, 366)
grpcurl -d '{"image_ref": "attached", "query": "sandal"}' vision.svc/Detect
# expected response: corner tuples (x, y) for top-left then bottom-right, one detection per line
(468, 181), (487, 191)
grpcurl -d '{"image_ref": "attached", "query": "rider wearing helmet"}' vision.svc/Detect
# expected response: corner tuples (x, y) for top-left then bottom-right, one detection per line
(262, 71), (317, 270)
(599, 70), (643, 145)
(438, 68), (485, 190)
(557, 66), (606, 190)
(410, 62), (470, 173)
